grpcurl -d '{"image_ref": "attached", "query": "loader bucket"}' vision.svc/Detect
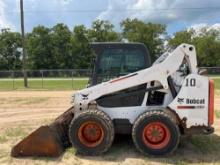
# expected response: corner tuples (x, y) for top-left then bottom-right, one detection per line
(11, 106), (74, 157)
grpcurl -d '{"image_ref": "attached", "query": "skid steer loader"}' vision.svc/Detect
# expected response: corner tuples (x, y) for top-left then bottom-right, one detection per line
(11, 43), (214, 157)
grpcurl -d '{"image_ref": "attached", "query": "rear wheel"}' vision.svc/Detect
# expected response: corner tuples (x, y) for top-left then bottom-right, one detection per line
(69, 110), (114, 155)
(132, 110), (180, 155)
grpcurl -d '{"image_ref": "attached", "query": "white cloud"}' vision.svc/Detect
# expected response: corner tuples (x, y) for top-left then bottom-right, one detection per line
(191, 23), (220, 31)
(1, 0), (220, 34)
(57, 0), (74, 6)
(0, 1), (14, 30)
(97, 0), (220, 25)
(189, 23), (220, 38)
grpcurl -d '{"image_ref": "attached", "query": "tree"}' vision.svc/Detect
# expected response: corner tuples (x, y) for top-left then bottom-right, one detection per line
(27, 26), (56, 69)
(0, 31), (22, 70)
(193, 35), (220, 66)
(2, 20), (219, 71)
(71, 25), (93, 68)
(168, 30), (194, 48)
(121, 18), (167, 61)
(168, 28), (220, 66)
(88, 20), (120, 42)
(51, 23), (72, 69)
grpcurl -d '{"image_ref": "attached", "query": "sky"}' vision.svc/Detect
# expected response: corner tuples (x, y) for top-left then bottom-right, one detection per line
(1, 0), (220, 35)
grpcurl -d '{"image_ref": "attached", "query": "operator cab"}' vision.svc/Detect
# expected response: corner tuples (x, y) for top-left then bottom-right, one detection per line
(89, 42), (151, 86)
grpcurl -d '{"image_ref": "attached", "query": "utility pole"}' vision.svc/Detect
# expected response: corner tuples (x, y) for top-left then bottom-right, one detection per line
(20, 0), (28, 87)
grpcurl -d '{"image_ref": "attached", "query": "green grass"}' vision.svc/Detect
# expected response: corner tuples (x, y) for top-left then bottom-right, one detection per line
(215, 110), (220, 118)
(0, 135), (7, 143)
(4, 127), (29, 138)
(208, 75), (220, 90)
(214, 79), (220, 90)
(0, 78), (88, 90)
(189, 134), (220, 154)
(0, 77), (219, 91)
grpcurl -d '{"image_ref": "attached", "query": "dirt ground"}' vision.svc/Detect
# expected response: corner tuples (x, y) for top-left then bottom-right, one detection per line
(1, 91), (220, 165)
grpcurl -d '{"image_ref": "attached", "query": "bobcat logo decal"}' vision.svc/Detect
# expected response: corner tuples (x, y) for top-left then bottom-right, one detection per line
(177, 98), (184, 104)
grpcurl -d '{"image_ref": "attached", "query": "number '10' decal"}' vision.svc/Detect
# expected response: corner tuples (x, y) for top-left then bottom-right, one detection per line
(186, 78), (196, 87)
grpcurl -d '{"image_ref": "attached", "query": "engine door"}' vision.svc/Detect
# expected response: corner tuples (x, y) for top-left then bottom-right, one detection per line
(169, 74), (209, 127)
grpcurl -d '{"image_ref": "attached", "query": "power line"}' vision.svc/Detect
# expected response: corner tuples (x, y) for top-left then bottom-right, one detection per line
(3, 6), (220, 14)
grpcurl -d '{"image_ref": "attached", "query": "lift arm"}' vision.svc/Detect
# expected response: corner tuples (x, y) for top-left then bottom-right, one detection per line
(73, 44), (198, 112)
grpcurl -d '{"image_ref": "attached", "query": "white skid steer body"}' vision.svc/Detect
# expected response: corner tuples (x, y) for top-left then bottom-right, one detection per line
(73, 43), (214, 129)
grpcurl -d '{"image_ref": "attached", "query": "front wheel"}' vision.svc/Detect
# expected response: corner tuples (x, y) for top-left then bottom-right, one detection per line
(69, 110), (114, 155)
(132, 110), (180, 155)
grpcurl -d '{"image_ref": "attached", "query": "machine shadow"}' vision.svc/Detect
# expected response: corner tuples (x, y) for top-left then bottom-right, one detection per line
(78, 133), (220, 164)
(18, 133), (220, 164)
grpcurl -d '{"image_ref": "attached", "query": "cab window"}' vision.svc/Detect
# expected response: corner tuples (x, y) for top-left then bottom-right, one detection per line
(97, 48), (145, 83)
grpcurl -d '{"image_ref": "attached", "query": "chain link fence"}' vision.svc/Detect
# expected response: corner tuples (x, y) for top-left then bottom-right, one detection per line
(200, 67), (220, 75)
(0, 69), (91, 90)
(0, 67), (219, 90)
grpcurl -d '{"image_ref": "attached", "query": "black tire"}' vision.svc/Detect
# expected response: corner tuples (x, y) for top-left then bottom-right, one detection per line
(132, 110), (180, 156)
(69, 109), (114, 155)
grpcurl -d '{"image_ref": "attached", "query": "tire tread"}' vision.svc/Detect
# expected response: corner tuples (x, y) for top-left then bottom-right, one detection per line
(132, 109), (180, 155)
(69, 109), (114, 155)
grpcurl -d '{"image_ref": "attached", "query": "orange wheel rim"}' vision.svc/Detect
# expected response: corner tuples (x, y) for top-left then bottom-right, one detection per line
(78, 121), (104, 148)
(142, 122), (171, 149)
